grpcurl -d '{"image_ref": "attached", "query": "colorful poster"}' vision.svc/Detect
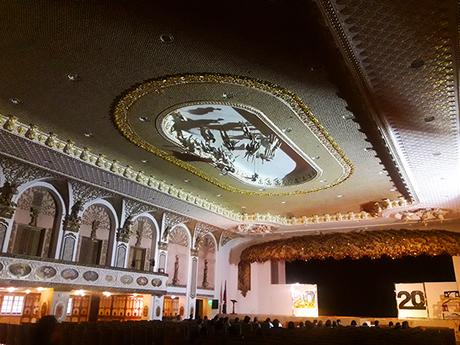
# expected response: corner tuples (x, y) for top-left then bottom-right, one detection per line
(395, 283), (428, 318)
(290, 283), (318, 317)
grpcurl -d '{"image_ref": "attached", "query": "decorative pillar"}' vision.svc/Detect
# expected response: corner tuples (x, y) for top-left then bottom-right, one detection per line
(148, 294), (165, 320)
(60, 200), (83, 261)
(114, 216), (132, 268)
(157, 242), (168, 273)
(186, 248), (199, 319)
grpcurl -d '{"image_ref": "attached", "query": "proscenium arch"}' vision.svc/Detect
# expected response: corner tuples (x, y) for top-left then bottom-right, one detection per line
(9, 180), (67, 259)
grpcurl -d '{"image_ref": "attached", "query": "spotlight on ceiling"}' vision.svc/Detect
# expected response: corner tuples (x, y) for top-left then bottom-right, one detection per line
(159, 34), (174, 44)
(141, 160), (148, 163)
(184, 179), (190, 183)
(319, 179), (327, 183)
(9, 98), (21, 104)
(337, 194), (343, 198)
(281, 201), (286, 204)
(83, 132), (93, 138)
(67, 73), (80, 81)
(216, 194), (222, 197)
(138, 116), (150, 122)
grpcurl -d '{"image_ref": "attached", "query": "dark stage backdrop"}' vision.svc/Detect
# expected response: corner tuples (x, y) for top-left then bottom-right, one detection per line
(285, 255), (455, 317)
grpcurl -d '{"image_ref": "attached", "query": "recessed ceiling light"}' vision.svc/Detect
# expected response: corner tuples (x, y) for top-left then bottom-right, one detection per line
(222, 93), (233, 99)
(217, 194), (222, 197)
(67, 73), (80, 81)
(410, 58), (425, 69)
(424, 116), (435, 122)
(141, 160), (148, 163)
(159, 33), (174, 43)
(83, 132), (93, 138)
(342, 114), (354, 120)
(319, 179), (327, 183)
(433, 152), (442, 156)
(282, 128), (292, 133)
(312, 156), (320, 160)
(9, 98), (21, 104)
(241, 206), (246, 209)
(337, 194), (343, 198)
(281, 201), (286, 204)
(378, 171), (385, 175)
(390, 187), (397, 192)
(184, 179), (190, 183)
(258, 188), (265, 191)
(138, 116), (150, 122)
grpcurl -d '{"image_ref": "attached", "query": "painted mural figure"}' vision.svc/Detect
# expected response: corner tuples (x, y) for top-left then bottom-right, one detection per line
(172, 255), (179, 285)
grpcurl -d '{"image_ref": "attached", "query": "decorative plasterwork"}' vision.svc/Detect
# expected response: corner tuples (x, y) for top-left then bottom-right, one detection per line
(132, 217), (155, 241)
(196, 235), (216, 253)
(112, 73), (353, 196)
(0, 114), (241, 221)
(70, 181), (111, 205)
(0, 155), (49, 185)
(392, 208), (449, 224)
(81, 204), (111, 233)
(238, 229), (460, 295)
(0, 254), (167, 293)
(17, 187), (57, 217)
(0, 115), (425, 228)
(220, 230), (239, 247)
(235, 223), (274, 235)
(163, 212), (190, 228)
(168, 226), (189, 247)
(124, 199), (156, 218)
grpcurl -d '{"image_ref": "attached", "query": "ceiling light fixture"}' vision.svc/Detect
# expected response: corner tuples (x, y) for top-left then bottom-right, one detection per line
(138, 116), (150, 122)
(67, 73), (80, 81)
(141, 160), (148, 163)
(312, 156), (320, 160)
(9, 98), (21, 104)
(341, 114), (354, 120)
(281, 201), (286, 204)
(282, 128), (292, 133)
(6, 287), (16, 293)
(390, 187), (397, 192)
(241, 206), (246, 209)
(337, 194), (343, 198)
(319, 179), (327, 183)
(159, 34), (174, 44)
(217, 194), (222, 197)
(222, 93), (233, 99)
(378, 171), (385, 175)
(184, 179), (190, 183)
(83, 132), (93, 138)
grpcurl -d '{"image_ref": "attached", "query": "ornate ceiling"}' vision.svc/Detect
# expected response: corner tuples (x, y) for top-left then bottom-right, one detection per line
(0, 0), (459, 232)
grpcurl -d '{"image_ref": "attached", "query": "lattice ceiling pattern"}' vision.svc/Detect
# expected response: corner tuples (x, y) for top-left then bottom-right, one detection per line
(317, 0), (460, 210)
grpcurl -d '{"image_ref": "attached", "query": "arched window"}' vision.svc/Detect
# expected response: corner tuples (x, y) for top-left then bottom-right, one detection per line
(127, 216), (158, 271)
(9, 187), (60, 258)
(78, 204), (113, 265)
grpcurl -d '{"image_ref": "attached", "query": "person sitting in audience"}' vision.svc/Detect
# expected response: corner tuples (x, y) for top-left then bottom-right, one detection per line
(263, 317), (273, 329)
(317, 320), (323, 328)
(325, 320), (332, 328)
(305, 320), (313, 328)
(312, 319), (318, 327)
(362, 322), (369, 327)
(297, 321), (305, 328)
(402, 321), (409, 329)
(388, 321), (394, 328)
(336, 319), (342, 327)
(287, 321), (295, 329)
(394, 322), (401, 329)
(373, 320), (380, 328)
(332, 321), (338, 328)
(33, 315), (61, 345)
(350, 320), (357, 327)
(272, 319), (282, 328)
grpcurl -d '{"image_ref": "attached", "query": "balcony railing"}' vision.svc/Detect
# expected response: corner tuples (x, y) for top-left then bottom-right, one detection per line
(0, 254), (168, 293)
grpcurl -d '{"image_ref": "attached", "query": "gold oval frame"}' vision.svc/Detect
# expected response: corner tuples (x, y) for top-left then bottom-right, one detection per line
(112, 73), (353, 196)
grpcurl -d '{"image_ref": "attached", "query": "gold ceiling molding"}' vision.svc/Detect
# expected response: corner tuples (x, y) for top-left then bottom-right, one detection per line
(238, 229), (460, 295)
(0, 114), (413, 228)
(112, 73), (354, 196)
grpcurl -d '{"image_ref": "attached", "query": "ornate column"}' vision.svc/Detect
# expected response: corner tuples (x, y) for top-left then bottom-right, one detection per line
(186, 247), (199, 319)
(0, 157), (47, 252)
(148, 294), (165, 321)
(60, 181), (104, 261)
